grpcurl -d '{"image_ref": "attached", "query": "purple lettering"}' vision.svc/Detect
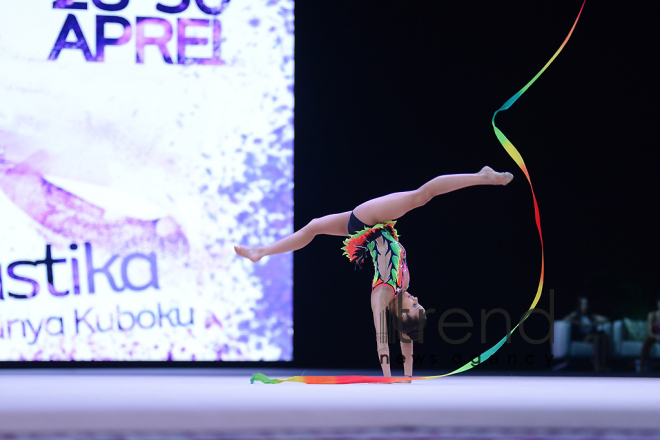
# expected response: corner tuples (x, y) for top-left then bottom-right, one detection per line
(117, 306), (135, 331)
(96, 314), (114, 332)
(177, 18), (206, 65)
(7, 261), (40, 299)
(92, 0), (129, 11)
(137, 310), (156, 329)
(25, 319), (44, 345)
(177, 18), (223, 65)
(96, 15), (132, 62)
(48, 14), (95, 61)
(46, 317), (65, 336)
(209, 19), (222, 65)
(176, 308), (194, 326)
(70, 243), (81, 295)
(71, 257), (81, 295)
(157, 0), (190, 14)
(121, 252), (159, 291)
(36, 244), (69, 297)
(86, 243), (124, 293)
(158, 303), (176, 327)
(195, 0), (230, 15)
(52, 0), (88, 9)
(136, 17), (173, 64)
(0, 264), (4, 300)
(75, 308), (95, 334)
(8, 319), (26, 338)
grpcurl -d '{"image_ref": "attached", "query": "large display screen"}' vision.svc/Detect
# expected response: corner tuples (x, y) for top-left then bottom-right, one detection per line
(0, 0), (294, 361)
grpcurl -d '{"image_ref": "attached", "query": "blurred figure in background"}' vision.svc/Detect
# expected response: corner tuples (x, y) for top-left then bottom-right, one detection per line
(639, 296), (660, 374)
(563, 295), (610, 373)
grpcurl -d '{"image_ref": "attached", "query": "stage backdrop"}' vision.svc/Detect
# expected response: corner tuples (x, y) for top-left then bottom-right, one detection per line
(0, 0), (294, 361)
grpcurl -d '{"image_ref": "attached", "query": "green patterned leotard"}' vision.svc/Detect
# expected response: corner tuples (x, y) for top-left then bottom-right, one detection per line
(342, 221), (409, 297)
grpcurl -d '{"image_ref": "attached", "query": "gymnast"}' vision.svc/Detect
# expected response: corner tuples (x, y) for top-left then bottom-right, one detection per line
(235, 166), (513, 380)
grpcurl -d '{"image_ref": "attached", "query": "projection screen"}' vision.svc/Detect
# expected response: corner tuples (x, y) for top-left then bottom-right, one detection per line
(0, 0), (294, 361)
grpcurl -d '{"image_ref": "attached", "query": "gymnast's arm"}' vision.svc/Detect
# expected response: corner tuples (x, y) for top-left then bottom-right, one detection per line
(400, 335), (413, 383)
(371, 290), (392, 378)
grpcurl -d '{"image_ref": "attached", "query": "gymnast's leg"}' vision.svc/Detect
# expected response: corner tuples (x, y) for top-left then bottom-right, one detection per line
(352, 166), (513, 225)
(234, 166), (512, 262)
(234, 211), (350, 262)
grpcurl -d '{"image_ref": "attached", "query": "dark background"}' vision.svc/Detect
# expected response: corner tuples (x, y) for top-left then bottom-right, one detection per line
(292, 0), (659, 372)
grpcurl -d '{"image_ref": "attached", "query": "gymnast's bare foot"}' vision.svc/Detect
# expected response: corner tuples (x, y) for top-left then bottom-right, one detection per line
(234, 245), (264, 263)
(478, 166), (514, 185)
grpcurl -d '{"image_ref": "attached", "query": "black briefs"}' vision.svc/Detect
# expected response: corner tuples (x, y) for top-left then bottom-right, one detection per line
(347, 211), (372, 235)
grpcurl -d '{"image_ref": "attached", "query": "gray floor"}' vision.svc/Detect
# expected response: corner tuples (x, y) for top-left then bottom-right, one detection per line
(0, 372), (659, 435)
(2, 428), (660, 440)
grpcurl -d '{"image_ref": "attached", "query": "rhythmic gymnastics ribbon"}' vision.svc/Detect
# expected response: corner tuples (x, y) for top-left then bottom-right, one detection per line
(251, 1), (585, 385)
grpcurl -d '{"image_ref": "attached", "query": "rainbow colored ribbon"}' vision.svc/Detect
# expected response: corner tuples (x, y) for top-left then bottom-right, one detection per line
(251, 1), (585, 385)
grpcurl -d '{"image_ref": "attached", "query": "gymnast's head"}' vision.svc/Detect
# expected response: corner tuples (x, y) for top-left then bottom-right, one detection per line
(389, 291), (427, 342)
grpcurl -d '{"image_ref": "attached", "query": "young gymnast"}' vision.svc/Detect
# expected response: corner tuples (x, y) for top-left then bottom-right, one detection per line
(235, 166), (513, 379)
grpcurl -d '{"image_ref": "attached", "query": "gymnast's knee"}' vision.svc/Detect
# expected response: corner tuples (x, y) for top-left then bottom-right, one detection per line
(413, 188), (433, 207)
(305, 217), (322, 234)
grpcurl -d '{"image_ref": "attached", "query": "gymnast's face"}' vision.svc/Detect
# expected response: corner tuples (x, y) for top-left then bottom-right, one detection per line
(398, 291), (425, 319)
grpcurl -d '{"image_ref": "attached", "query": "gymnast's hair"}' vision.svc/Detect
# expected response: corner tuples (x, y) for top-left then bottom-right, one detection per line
(388, 306), (428, 342)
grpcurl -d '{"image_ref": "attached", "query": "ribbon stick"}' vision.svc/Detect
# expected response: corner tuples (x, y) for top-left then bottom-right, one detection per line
(251, 1), (586, 385)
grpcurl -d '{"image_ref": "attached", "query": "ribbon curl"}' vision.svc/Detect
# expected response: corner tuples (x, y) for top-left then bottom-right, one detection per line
(251, 1), (586, 385)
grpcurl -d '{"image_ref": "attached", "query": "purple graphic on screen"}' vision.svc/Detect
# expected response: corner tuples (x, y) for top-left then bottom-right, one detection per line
(241, 124), (293, 360)
(0, 163), (188, 256)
